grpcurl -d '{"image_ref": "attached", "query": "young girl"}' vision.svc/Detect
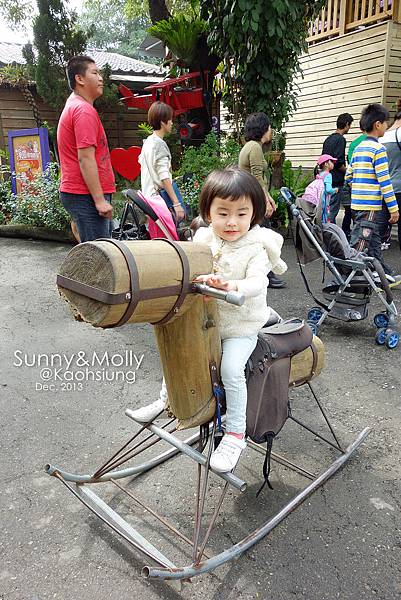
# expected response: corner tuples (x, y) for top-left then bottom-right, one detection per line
(193, 167), (287, 472)
(315, 154), (339, 223)
(131, 167), (287, 473)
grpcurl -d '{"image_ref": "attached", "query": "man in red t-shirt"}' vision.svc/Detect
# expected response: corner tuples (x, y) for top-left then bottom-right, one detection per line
(58, 55), (115, 242)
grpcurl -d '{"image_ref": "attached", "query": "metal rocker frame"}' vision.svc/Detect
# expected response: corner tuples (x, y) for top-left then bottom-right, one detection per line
(46, 381), (370, 585)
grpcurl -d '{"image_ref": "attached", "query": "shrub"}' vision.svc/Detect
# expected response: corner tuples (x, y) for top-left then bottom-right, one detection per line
(178, 132), (241, 214)
(11, 163), (71, 230)
(270, 160), (312, 229)
(0, 171), (16, 224)
(282, 159), (312, 197)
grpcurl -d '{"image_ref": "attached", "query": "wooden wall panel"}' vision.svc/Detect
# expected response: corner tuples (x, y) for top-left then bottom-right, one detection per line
(285, 22), (389, 168)
(383, 21), (401, 115)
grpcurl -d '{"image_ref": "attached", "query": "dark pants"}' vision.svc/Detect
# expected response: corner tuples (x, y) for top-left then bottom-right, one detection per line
(350, 207), (393, 273)
(329, 191), (341, 223)
(341, 206), (353, 238)
(60, 192), (113, 242)
(396, 193), (401, 250)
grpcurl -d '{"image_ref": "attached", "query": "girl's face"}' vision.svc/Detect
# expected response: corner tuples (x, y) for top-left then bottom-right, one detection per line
(323, 160), (334, 171)
(208, 195), (253, 242)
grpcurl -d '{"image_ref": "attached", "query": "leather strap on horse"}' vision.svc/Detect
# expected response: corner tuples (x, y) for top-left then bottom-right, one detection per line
(56, 239), (191, 328)
(98, 238), (141, 328)
(151, 238), (191, 325)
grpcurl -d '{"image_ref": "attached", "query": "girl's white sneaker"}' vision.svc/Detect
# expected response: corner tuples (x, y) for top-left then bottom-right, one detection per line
(209, 435), (246, 473)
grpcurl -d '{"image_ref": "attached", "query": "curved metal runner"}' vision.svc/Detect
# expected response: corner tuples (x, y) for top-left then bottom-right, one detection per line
(46, 400), (370, 583)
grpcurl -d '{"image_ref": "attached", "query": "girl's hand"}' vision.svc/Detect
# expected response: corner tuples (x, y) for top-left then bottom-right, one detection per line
(194, 274), (237, 292)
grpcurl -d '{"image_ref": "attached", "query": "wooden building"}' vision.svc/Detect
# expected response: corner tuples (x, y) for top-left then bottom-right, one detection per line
(0, 43), (163, 153)
(285, 0), (401, 168)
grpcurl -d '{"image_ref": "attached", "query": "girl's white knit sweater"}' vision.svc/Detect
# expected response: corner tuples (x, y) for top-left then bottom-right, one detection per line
(193, 225), (287, 339)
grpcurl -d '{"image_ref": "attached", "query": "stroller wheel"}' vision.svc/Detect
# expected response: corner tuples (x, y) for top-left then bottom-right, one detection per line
(375, 328), (387, 345)
(373, 312), (389, 329)
(385, 330), (399, 349)
(307, 320), (319, 336)
(307, 307), (323, 323)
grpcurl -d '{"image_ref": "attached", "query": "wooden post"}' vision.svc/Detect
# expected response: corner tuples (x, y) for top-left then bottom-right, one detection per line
(0, 112), (5, 151)
(393, 0), (401, 23)
(339, 0), (347, 34)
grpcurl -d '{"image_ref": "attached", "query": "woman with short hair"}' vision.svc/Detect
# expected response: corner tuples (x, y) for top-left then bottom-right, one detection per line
(239, 112), (286, 288)
(139, 101), (185, 222)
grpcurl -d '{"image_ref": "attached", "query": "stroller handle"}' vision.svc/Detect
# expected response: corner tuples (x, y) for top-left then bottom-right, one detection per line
(192, 283), (245, 306)
(279, 187), (299, 215)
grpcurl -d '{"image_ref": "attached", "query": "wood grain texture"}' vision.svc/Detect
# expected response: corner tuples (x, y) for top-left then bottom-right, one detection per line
(57, 240), (213, 328)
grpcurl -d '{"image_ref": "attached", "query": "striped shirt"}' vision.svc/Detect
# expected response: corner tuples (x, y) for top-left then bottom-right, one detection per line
(345, 136), (398, 212)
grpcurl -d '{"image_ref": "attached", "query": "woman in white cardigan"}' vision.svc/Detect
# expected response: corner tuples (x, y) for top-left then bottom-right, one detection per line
(139, 101), (185, 222)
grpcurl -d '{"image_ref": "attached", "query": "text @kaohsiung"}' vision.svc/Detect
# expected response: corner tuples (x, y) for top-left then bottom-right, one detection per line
(13, 350), (144, 390)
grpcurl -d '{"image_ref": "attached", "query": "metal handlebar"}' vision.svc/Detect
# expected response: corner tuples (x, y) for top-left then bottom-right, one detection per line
(279, 187), (299, 216)
(192, 282), (245, 306)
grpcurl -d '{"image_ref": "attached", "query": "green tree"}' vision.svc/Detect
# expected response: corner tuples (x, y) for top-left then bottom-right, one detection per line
(125, 0), (195, 21)
(23, 0), (91, 111)
(0, 0), (33, 28)
(78, 0), (159, 63)
(201, 0), (326, 130)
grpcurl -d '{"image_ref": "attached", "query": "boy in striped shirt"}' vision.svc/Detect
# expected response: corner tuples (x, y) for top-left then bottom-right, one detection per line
(346, 104), (399, 275)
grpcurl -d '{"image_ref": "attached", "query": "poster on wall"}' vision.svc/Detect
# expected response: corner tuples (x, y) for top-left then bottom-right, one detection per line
(8, 127), (51, 194)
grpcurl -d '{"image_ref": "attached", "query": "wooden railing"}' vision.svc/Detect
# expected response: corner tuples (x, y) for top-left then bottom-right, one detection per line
(307, 0), (401, 43)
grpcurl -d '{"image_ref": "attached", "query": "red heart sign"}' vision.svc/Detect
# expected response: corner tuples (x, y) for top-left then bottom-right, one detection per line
(110, 146), (141, 181)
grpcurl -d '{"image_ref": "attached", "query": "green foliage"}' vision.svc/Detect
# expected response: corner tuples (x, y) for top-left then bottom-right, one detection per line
(79, 0), (160, 63)
(148, 15), (207, 65)
(137, 122), (153, 138)
(0, 0), (33, 28)
(271, 130), (287, 152)
(23, 0), (91, 111)
(94, 64), (121, 114)
(269, 160), (312, 229)
(282, 159), (312, 196)
(0, 169), (16, 225)
(7, 163), (71, 230)
(0, 64), (29, 87)
(125, 0), (198, 21)
(202, 0), (326, 129)
(269, 188), (289, 229)
(178, 132), (241, 214)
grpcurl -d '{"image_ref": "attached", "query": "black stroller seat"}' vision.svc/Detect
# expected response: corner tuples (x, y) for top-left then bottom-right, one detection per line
(280, 187), (399, 348)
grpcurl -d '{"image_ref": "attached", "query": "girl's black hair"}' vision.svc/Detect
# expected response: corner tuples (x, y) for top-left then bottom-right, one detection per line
(199, 167), (266, 228)
(244, 112), (271, 142)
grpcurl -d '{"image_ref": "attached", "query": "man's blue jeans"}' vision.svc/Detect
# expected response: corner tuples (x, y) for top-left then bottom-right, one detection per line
(60, 192), (113, 242)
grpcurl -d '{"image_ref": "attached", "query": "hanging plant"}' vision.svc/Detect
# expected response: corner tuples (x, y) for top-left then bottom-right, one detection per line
(148, 15), (208, 67)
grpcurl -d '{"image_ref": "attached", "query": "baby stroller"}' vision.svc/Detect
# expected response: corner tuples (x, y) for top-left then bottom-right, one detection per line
(280, 187), (399, 349)
(112, 189), (192, 243)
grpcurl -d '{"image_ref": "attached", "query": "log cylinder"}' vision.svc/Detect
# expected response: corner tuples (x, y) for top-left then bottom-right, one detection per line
(57, 239), (212, 328)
